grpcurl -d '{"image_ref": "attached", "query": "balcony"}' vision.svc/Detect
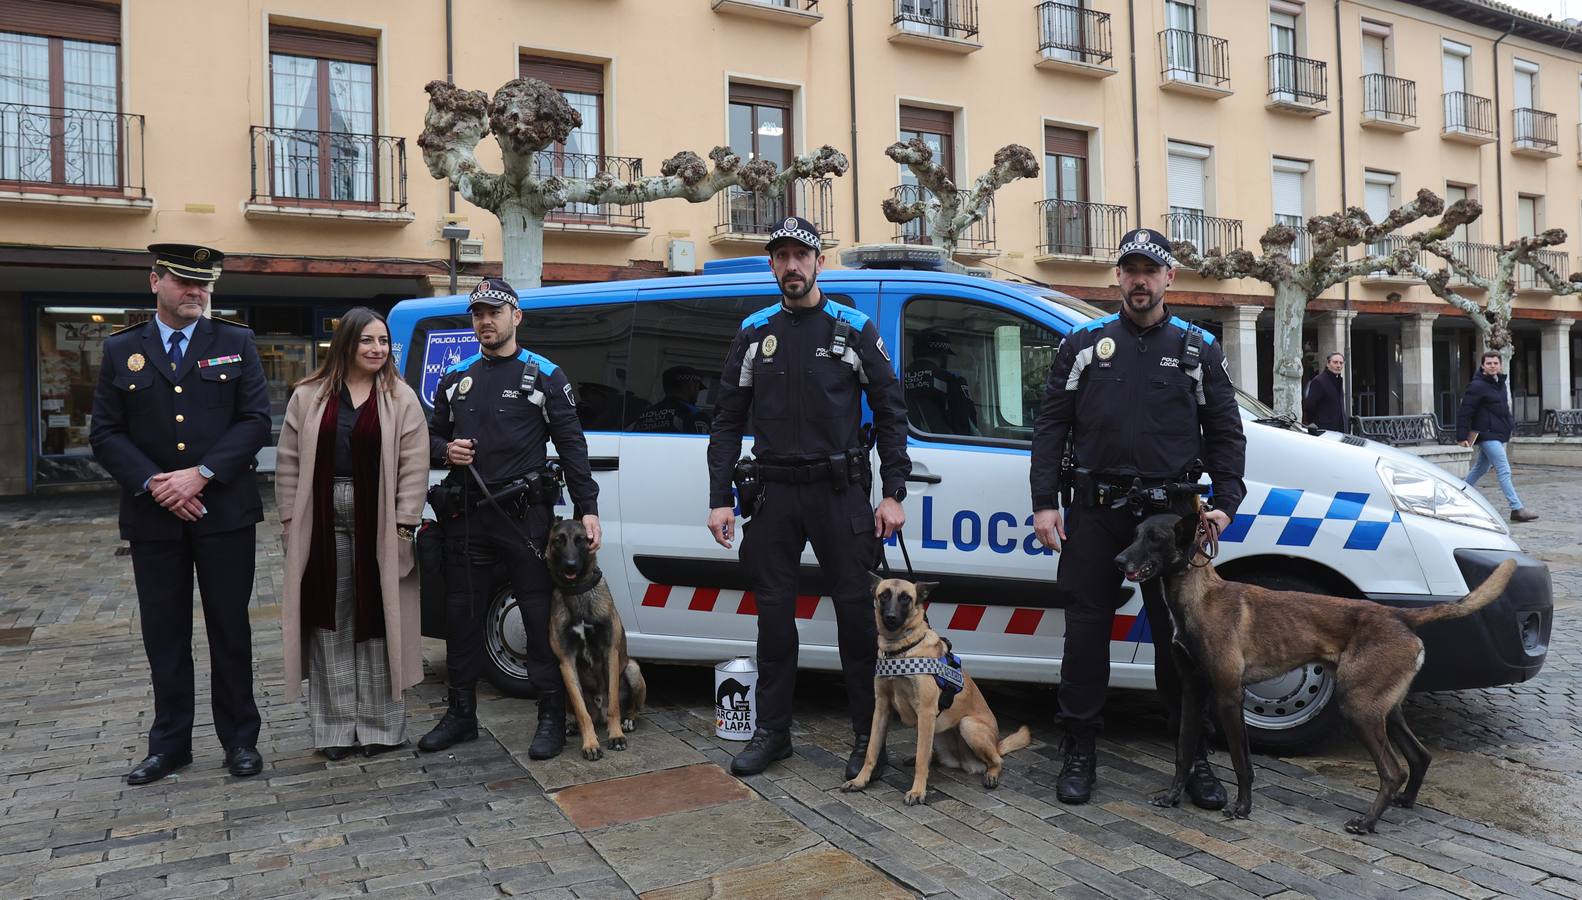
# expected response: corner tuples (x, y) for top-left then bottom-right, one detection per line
(1162, 209), (1240, 258)
(1274, 219), (1311, 264)
(712, 178), (834, 246)
(1360, 73), (1417, 132)
(710, 0), (821, 26)
(890, 0), (981, 53)
(1033, 199), (1127, 263)
(1158, 30), (1232, 98)
(533, 151), (647, 236)
(1442, 240), (1499, 286)
(1035, 2), (1115, 77)
(1512, 108), (1560, 158)
(247, 126), (411, 224)
(1442, 92), (1495, 144)
(1265, 54), (1328, 116)
(1363, 234), (1430, 282)
(892, 184), (996, 257)
(0, 102), (149, 212)
(1518, 248), (1568, 292)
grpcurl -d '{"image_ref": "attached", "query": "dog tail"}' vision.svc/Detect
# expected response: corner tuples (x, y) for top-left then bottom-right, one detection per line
(1398, 558), (1516, 629)
(997, 725), (1032, 756)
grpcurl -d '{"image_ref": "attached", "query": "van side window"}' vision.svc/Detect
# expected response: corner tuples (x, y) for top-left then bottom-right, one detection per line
(901, 297), (1062, 444)
(404, 302), (635, 431)
(625, 294), (857, 435)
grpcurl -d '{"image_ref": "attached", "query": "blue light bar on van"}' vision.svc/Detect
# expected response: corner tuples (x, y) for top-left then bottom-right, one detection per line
(840, 243), (982, 276)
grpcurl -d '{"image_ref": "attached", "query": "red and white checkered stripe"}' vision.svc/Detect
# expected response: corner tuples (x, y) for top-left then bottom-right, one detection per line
(639, 583), (1142, 641)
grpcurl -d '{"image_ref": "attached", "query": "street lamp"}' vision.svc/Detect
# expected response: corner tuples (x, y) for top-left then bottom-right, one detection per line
(442, 224), (470, 294)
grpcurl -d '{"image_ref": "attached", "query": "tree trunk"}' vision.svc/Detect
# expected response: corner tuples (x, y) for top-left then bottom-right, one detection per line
(1271, 282), (1306, 420)
(499, 197), (546, 290)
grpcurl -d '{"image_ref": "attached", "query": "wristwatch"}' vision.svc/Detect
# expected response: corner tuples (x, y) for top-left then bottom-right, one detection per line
(397, 523), (418, 542)
(886, 486), (907, 503)
(198, 464), (215, 480)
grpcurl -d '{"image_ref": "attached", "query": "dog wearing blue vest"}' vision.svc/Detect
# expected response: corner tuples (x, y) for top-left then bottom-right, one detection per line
(843, 575), (1031, 805)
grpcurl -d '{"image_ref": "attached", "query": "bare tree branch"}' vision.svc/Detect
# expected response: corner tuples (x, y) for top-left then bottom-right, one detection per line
(881, 138), (1038, 256)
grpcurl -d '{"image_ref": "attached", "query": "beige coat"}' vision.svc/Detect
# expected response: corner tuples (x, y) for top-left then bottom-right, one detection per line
(275, 376), (429, 702)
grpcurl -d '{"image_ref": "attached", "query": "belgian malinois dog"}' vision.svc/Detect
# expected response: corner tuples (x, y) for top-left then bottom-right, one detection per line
(843, 575), (1032, 805)
(544, 518), (647, 761)
(1115, 505), (1516, 833)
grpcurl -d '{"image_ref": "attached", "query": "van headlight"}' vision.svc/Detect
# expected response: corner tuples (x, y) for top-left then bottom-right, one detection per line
(1376, 458), (1506, 533)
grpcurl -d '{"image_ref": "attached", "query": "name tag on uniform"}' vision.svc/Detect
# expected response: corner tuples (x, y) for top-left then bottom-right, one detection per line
(197, 354), (242, 368)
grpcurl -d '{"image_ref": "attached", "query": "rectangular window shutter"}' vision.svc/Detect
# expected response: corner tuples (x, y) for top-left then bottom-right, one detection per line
(728, 82), (791, 108)
(1272, 167), (1304, 218)
(521, 55), (604, 94)
(1044, 126), (1088, 157)
(1167, 152), (1205, 210)
(1362, 34), (1386, 75)
(899, 104), (953, 135)
(0, 0), (119, 43)
(270, 26), (376, 64)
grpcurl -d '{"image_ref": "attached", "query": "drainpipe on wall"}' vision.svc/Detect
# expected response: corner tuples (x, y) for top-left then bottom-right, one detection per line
(1128, 0), (1142, 229)
(1334, 0), (1351, 394)
(1492, 16), (1515, 244)
(446, 0), (456, 218)
(848, 0), (862, 243)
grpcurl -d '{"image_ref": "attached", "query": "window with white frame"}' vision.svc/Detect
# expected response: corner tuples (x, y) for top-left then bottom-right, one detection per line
(1272, 157), (1308, 262)
(1166, 140), (1211, 247)
(1363, 169), (1397, 258)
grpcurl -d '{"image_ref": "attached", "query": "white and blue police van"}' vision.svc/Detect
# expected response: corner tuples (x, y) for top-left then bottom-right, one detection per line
(389, 245), (1552, 750)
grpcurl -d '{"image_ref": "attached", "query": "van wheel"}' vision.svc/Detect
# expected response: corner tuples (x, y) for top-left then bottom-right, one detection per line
(482, 585), (539, 698)
(1225, 572), (1340, 754)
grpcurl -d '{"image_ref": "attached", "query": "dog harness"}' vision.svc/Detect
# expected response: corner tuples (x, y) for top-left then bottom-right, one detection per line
(875, 652), (966, 712)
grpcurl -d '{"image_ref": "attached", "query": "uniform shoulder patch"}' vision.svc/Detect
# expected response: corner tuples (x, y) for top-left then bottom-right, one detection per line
(1074, 313), (1120, 334)
(517, 349), (559, 377)
(445, 352), (483, 376)
(1169, 316), (1216, 345)
(741, 303), (783, 330)
(821, 298), (871, 331)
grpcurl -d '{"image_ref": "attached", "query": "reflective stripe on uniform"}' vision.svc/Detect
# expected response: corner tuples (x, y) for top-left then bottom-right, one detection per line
(740, 341), (759, 387)
(1065, 345), (1096, 391)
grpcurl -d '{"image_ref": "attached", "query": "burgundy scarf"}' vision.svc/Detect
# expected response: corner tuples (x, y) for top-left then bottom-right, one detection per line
(300, 388), (385, 641)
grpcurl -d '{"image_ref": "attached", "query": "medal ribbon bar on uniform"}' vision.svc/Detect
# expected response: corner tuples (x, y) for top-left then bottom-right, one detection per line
(197, 354), (243, 368)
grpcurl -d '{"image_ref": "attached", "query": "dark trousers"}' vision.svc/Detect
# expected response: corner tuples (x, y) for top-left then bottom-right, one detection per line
(130, 524), (261, 756)
(442, 503), (556, 696)
(740, 480), (878, 736)
(1055, 503), (1204, 736)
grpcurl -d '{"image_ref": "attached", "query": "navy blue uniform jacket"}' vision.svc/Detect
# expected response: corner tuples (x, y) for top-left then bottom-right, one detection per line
(89, 317), (272, 540)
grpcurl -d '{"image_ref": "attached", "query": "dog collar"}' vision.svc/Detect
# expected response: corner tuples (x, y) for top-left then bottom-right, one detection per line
(874, 656), (964, 689)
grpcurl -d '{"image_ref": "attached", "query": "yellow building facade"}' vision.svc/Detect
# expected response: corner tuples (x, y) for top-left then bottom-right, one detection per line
(3, 0), (1581, 493)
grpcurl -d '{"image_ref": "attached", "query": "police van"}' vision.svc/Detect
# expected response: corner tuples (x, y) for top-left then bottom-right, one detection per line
(389, 245), (1552, 750)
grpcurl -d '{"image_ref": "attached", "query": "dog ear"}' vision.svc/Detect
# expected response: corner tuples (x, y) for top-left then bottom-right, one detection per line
(913, 581), (938, 604)
(869, 572), (884, 597)
(1173, 514), (1198, 547)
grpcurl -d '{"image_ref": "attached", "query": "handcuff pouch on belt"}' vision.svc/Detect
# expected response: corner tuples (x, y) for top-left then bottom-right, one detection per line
(427, 472), (467, 521)
(874, 648), (966, 712)
(732, 457), (764, 519)
(827, 447), (872, 494)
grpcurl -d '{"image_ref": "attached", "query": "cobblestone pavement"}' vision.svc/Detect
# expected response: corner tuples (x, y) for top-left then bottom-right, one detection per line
(1, 466), (1579, 898)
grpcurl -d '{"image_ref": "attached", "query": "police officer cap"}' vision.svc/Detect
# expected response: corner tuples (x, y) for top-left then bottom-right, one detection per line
(149, 243), (223, 282)
(662, 366), (706, 391)
(468, 277), (520, 310)
(1115, 228), (1178, 268)
(764, 216), (822, 253)
(914, 328), (954, 357)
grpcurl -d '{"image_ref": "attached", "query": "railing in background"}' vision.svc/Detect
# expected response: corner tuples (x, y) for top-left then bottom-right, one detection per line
(1364, 234), (1431, 275)
(533, 151), (645, 228)
(1441, 241), (1499, 284)
(1036, 199), (1126, 257)
(1512, 108), (1558, 151)
(1163, 209), (1241, 256)
(1361, 73), (1415, 126)
(1158, 29), (1231, 89)
(1274, 218), (1310, 264)
(894, 0), (979, 40)
(1517, 247), (1568, 291)
(892, 184), (996, 252)
(1037, 2), (1112, 66)
(1267, 53), (1327, 107)
(716, 177), (835, 240)
(1442, 91), (1493, 137)
(250, 126), (406, 210)
(0, 102), (144, 196)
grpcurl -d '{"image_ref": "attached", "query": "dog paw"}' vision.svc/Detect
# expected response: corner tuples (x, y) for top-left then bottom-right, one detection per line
(1343, 817), (1376, 835)
(581, 744), (603, 761)
(982, 774), (999, 790)
(1223, 805), (1251, 821)
(622, 718), (636, 732)
(607, 736), (627, 752)
(1149, 792), (1181, 809)
(1391, 795), (1417, 809)
(903, 789), (928, 806)
(840, 779), (867, 793)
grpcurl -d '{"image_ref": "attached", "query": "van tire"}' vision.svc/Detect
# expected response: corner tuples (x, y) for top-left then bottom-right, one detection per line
(481, 584), (540, 699)
(1222, 571), (1340, 755)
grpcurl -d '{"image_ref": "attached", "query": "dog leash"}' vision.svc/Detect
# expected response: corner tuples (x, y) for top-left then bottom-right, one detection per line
(875, 528), (916, 581)
(1190, 506), (1221, 567)
(465, 463), (545, 560)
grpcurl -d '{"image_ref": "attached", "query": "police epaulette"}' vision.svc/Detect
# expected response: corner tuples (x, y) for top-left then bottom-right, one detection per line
(108, 321), (144, 336)
(209, 315), (252, 330)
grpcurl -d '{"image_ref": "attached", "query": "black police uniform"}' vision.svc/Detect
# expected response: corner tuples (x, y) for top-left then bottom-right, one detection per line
(1030, 296), (1246, 744)
(707, 295), (911, 742)
(428, 345), (598, 704)
(630, 396), (709, 434)
(89, 258), (272, 770)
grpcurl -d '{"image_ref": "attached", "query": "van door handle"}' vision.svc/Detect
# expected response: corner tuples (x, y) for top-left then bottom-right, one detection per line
(907, 473), (942, 484)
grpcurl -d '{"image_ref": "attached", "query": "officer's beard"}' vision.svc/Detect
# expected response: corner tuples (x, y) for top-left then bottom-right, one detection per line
(479, 332), (515, 355)
(1122, 286), (1164, 319)
(778, 270), (816, 301)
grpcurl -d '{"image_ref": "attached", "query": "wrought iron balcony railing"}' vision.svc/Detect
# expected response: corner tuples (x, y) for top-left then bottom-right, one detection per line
(1442, 92), (1493, 138)
(1274, 218), (1310, 264)
(1036, 199), (1126, 258)
(1364, 234), (1431, 276)
(1441, 240), (1499, 284)
(894, 0), (978, 40)
(250, 126), (407, 211)
(0, 102), (145, 196)
(1163, 209), (1240, 257)
(1158, 29), (1230, 89)
(1267, 53), (1327, 107)
(1513, 108), (1558, 151)
(1518, 248), (1568, 291)
(892, 184), (995, 252)
(1037, 2), (1112, 67)
(1361, 74), (1416, 126)
(532, 151), (645, 228)
(715, 178), (834, 240)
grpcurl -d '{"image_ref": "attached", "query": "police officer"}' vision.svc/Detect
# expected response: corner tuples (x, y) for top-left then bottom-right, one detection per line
(90, 243), (272, 784)
(1029, 228), (1246, 807)
(631, 366), (710, 434)
(903, 328), (979, 435)
(707, 216), (911, 779)
(421, 278), (601, 760)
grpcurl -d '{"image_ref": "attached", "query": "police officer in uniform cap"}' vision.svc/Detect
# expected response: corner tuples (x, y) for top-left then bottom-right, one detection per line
(904, 328), (979, 435)
(630, 366), (710, 434)
(1029, 227), (1246, 807)
(707, 216), (912, 779)
(90, 243), (272, 784)
(421, 278), (600, 760)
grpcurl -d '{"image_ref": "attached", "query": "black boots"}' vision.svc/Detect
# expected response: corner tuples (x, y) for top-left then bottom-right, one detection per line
(846, 733), (889, 781)
(1056, 729), (1097, 804)
(1185, 744), (1228, 810)
(528, 692), (567, 760)
(730, 728), (793, 776)
(419, 687), (479, 752)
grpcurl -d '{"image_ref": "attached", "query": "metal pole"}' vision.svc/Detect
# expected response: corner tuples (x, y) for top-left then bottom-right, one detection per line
(449, 239), (458, 294)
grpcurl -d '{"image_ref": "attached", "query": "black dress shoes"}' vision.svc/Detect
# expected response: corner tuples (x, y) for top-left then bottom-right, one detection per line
(225, 746), (264, 777)
(1185, 755), (1228, 810)
(361, 741), (407, 758)
(730, 728), (793, 776)
(127, 751), (192, 785)
(318, 746), (356, 761)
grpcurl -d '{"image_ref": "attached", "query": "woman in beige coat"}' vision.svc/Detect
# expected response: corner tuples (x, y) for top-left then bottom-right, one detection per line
(276, 307), (429, 759)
